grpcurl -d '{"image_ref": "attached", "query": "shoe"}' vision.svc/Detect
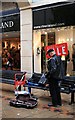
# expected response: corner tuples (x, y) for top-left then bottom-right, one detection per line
(48, 103), (57, 107)
(48, 103), (53, 107)
(48, 103), (62, 107)
(56, 105), (62, 107)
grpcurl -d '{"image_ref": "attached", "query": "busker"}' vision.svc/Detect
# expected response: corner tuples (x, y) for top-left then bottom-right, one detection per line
(46, 49), (64, 107)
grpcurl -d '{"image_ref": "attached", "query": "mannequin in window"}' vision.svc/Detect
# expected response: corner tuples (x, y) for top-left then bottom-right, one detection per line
(72, 43), (75, 71)
(61, 50), (70, 75)
(41, 47), (44, 72)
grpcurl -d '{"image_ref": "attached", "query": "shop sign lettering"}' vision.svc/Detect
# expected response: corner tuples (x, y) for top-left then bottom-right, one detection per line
(45, 43), (68, 58)
(34, 23), (65, 29)
(0, 21), (14, 29)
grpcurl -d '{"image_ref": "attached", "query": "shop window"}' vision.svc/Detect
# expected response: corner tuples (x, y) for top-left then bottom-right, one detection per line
(48, 32), (55, 45)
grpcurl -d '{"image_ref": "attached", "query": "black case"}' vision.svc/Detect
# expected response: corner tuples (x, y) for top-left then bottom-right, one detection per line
(9, 94), (38, 108)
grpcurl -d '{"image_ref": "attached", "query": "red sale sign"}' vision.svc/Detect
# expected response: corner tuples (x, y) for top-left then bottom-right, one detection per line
(45, 43), (68, 58)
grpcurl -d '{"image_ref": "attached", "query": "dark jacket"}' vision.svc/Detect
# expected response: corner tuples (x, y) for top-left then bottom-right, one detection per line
(72, 52), (75, 63)
(47, 54), (64, 80)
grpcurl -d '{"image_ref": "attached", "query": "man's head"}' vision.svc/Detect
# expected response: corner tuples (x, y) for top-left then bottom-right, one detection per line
(46, 49), (55, 57)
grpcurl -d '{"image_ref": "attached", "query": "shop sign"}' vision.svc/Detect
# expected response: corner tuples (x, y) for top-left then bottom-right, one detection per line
(0, 21), (14, 29)
(45, 43), (68, 58)
(34, 23), (65, 29)
(0, 14), (20, 33)
(33, 3), (75, 29)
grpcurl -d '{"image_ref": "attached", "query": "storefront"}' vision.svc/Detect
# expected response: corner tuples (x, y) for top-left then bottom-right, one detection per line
(0, 8), (21, 70)
(32, 2), (75, 75)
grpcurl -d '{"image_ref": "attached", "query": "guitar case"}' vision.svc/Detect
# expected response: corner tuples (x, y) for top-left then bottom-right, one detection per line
(9, 93), (38, 108)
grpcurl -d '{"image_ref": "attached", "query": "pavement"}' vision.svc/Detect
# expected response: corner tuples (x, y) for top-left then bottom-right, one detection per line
(0, 83), (75, 119)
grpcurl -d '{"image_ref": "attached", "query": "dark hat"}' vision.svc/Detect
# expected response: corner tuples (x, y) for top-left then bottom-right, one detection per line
(46, 49), (54, 54)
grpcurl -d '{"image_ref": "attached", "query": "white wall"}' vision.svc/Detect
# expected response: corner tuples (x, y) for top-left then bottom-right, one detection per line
(33, 31), (41, 73)
(20, 9), (33, 77)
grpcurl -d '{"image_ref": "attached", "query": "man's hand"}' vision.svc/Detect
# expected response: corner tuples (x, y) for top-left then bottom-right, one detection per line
(45, 72), (50, 78)
(45, 84), (49, 87)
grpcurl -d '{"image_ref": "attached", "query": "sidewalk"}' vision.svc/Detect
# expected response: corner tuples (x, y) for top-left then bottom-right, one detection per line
(1, 83), (75, 119)
(0, 70), (75, 119)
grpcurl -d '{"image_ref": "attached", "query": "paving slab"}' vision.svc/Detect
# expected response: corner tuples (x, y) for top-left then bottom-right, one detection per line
(0, 83), (75, 119)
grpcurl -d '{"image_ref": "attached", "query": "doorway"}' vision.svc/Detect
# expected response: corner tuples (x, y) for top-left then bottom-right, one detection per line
(41, 34), (46, 73)
(41, 32), (55, 73)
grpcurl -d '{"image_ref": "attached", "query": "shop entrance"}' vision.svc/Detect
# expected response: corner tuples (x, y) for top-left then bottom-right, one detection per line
(41, 32), (55, 73)
(2, 31), (20, 71)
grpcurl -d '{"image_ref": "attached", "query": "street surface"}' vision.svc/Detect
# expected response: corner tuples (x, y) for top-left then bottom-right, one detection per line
(0, 83), (75, 119)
